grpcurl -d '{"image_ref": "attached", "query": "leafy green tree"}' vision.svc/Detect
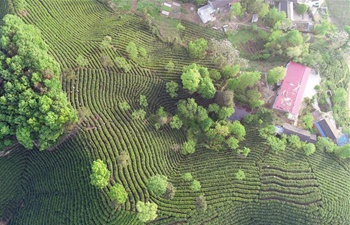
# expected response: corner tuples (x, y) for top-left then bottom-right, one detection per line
(181, 68), (201, 93)
(288, 135), (303, 150)
(238, 147), (251, 157)
(100, 35), (112, 50)
(303, 143), (316, 156)
(181, 139), (196, 155)
(126, 42), (138, 60)
(114, 57), (131, 72)
(316, 137), (336, 153)
(335, 144), (350, 159)
(76, 54), (89, 68)
(196, 195), (207, 212)
(190, 180), (201, 191)
(0, 15), (77, 150)
(136, 201), (158, 222)
(170, 115), (183, 129)
(176, 23), (185, 37)
(302, 113), (313, 131)
(226, 137), (239, 150)
(188, 38), (208, 59)
(217, 107), (234, 120)
(259, 125), (276, 139)
(209, 69), (222, 80)
(222, 65), (240, 79)
(267, 136), (286, 153)
(265, 7), (287, 27)
(117, 151), (130, 168)
(296, 4), (308, 17)
(139, 95), (148, 107)
(147, 175), (168, 196)
(258, 3), (269, 18)
(138, 47), (147, 58)
(119, 101), (131, 111)
(182, 172), (193, 181)
(235, 169), (246, 180)
(267, 66), (286, 85)
(231, 2), (243, 17)
(132, 109), (146, 120)
(235, 71), (261, 92)
(246, 88), (264, 108)
(90, 159), (111, 189)
(165, 60), (175, 72)
(229, 121), (246, 141)
(198, 77), (216, 99)
(109, 183), (128, 204)
(165, 81), (179, 98)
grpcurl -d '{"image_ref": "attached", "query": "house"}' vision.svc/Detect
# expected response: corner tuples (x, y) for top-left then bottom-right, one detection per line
(282, 123), (317, 143)
(279, 0), (295, 21)
(197, 0), (233, 23)
(272, 62), (311, 120)
(313, 110), (344, 144)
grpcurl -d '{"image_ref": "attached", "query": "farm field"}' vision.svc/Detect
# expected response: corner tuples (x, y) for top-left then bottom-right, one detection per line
(1, 0), (350, 224)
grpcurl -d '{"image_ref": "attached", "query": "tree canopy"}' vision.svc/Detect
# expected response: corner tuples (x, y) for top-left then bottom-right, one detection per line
(188, 38), (208, 59)
(109, 183), (128, 204)
(90, 159), (111, 189)
(267, 66), (286, 85)
(147, 175), (168, 196)
(136, 201), (158, 222)
(0, 14), (77, 150)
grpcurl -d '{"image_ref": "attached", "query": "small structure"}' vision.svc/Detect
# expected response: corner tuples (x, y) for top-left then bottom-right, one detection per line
(272, 61), (311, 120)
(252, 14), (259, 23)
(313, 110), (344, 144)
(315, 118), (338, 142)
(282, 123), (317, 143)
(197, 0), (234, 23)
(279, 0), (294, 21)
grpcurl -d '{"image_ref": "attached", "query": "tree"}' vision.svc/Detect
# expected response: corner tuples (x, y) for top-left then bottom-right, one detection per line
(139, 95), (148, 107)
(229, 121), (246, 141)
(196, 195), (207, 212)
(76, 54), (89, 68)
(119, 101), (131, 111)
(138, 47), (147, 58)
(198, 77), (216, 99)
(0, 15), (77, 150)
(100, 35), (112, 50)
(267, 66), (286, 85)
(170, 115), (183, 129)
(209, 69), (222, 81)
(265, 8), (287, 27)
(165, 60), (175, 72)
(314, 20), (331, 35)
(316, 137), (336, 153)
(226, 137), (239, 150)
(335, 144), (350, 159)
(238, 147), (251, 157)
(188, 38), (208, 59)
(182, 172), (193, 181)
(132, 109), (146, 120)
(136, 201), (158, 222)
(181, 68), (201, 93)
(259, 125), (276, 139)
(258, 3), (269, 19)
(165, 81), (179, 98)
(117, 151), (130, 167)
(235, 71), (261, 93)
(288, 135), (303, 150)
(109, 183), (128, 204)
(147, 175), (168, 196)
(190, 180), (201, 191)
(181, 139), (196, 155)
(176, 23), (185, 37)
(268, 136), (286, 153)
(303, 143), (316, 156)
(296, 4), (308, 17)
(302, 113), (313, 131)
(222, 65), (240, 79)
(231, 2), (243, 17)
(217, 107), (235, 120)
(90, 159), (111, 189)
(126, 42), (138, 60)
(114, 57), (131, 72)
(235, 169), (245, 180)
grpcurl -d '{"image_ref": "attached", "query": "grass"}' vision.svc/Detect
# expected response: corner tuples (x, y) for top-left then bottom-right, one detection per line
(1, 0), (350, 224)
(113, 0), (132, 11)
(161, 4), (171, 12)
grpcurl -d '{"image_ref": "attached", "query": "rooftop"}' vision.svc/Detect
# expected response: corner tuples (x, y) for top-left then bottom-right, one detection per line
(197, 4), (215, 23)
(209, 0), (233, 9)
(282, 123), (317, 143)
(273, 62), (311, 115)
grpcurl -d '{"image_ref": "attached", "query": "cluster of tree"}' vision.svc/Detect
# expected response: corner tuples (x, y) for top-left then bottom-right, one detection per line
(232, 0), (269, 20)
(125, 42), (147, 62)
(188, 38), (208, 59)
(181, 173), (201, 192)
(0, 15), (78, 150)
(181, 63), (216, 99)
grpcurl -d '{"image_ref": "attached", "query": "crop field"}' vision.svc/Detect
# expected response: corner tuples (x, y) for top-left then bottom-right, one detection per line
(1, 0), (350, 224)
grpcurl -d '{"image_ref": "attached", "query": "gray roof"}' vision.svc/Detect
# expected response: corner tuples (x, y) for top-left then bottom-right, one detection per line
(209, 0), (232, 9)
(197, 4), (215, 23)
(282, 123), (316, 143)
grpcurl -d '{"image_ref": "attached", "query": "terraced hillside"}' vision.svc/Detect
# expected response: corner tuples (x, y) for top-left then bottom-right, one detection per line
(1, 0), (350, 224)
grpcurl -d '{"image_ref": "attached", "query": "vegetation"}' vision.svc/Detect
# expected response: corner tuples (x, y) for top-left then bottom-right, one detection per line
(90, 159), (111, 189)
(109, 183), (128, 204)
(0, 14), (77, 150)
(136, 201), (158, 222)
(147, 175), (168, 196)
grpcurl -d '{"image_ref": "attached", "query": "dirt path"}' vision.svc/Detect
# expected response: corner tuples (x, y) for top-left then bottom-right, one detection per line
(131, 0), (137, 13)
(345, 56), (350, 116)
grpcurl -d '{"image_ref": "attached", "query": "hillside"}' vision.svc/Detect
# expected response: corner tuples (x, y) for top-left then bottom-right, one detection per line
(1, 0), (350, 224)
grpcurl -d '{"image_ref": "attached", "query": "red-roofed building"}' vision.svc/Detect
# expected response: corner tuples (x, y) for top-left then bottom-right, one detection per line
(273, 62), (311, 118)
